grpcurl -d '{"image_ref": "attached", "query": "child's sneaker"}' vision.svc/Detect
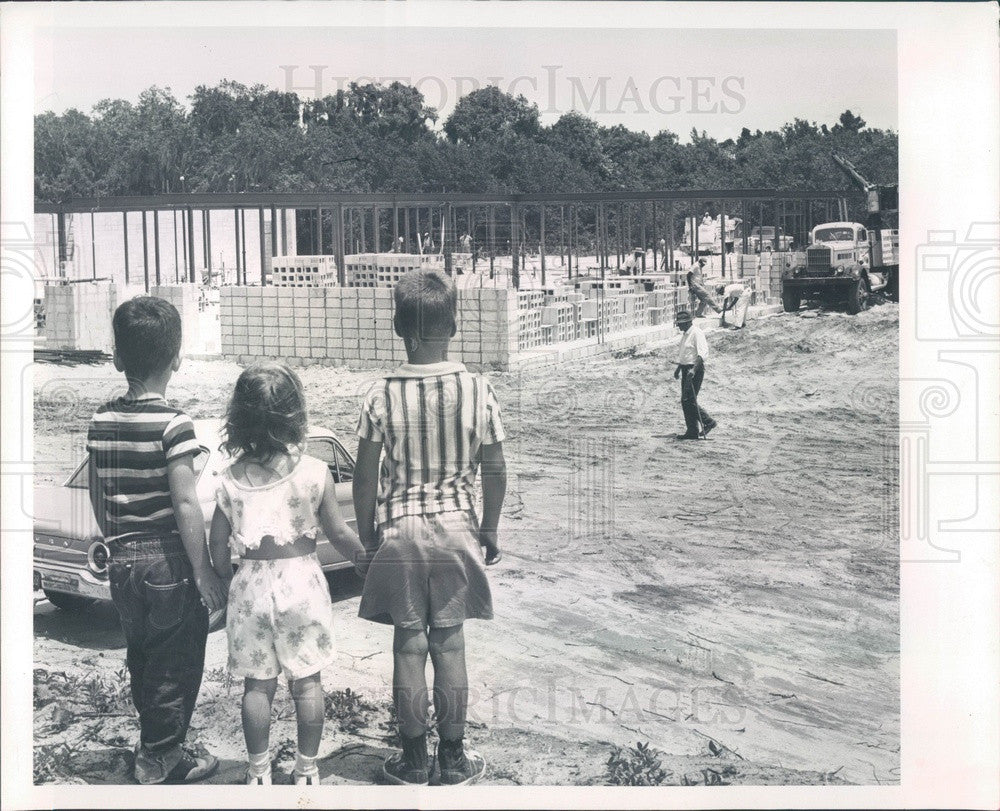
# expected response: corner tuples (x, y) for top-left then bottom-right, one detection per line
(382, 731), (429, 785)
(245, 767), (272, 785)
(293, 770), (319, 785)
(436, 738), (486, 786)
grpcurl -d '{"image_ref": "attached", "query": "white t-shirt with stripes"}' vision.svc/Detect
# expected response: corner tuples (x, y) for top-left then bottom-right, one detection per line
(356, 361), (505, 527)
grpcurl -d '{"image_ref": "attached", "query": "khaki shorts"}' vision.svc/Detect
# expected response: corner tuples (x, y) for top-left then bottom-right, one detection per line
(359, 511), (493, 630)
(226, 553), (336, 681)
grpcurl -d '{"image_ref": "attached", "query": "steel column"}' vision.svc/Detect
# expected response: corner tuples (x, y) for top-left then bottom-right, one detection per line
(122, 212), (130, 285)
(91, 212), (97, 280)
(258, 207), (267, 284)
(540, 205), (546, 286)
(141, 210), (150, 292)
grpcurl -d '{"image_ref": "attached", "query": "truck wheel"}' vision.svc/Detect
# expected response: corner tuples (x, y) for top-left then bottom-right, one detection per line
(781, 289), (801, 312)
(42, 589), (93, 612)
(846, 277), (870, 314)
(885, 271), (899, 302)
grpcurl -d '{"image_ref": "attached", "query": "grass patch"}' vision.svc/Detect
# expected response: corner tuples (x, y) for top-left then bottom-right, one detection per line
(34, 666), (131, 716)
(605, 741), (670, 786)
(324, 688), (379, 734)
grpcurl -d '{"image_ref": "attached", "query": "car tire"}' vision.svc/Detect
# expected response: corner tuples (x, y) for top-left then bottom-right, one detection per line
(846, 277), (870, 314)
(781, 289), (801, 313)
(43, 589), (94, 612)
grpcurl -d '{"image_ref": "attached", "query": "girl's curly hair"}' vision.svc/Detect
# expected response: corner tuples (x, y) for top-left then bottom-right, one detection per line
(222, 362), (307, 460)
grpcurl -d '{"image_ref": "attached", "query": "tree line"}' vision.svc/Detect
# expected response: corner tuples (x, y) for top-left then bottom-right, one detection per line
(36, 81), (897, 210)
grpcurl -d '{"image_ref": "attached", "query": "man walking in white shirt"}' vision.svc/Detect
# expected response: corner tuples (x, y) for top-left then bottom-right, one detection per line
(673, 310), (717, 440)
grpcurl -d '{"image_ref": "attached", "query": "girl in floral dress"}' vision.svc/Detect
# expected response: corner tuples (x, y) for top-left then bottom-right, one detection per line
(208, 362), (365, 785)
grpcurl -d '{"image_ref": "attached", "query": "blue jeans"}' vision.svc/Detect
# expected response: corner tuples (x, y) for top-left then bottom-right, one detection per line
(108, 535), (208, 781)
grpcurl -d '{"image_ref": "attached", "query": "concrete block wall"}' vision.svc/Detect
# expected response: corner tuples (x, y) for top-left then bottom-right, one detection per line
(343, 252), (474, 288)
(43, 282), (118, 352)
(271, 256), (338, 287)
(151, 284), (201, 356)
(220, 285), (514, 369)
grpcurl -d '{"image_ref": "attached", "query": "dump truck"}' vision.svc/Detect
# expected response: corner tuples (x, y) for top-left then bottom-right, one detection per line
(781, 154), (898, 314)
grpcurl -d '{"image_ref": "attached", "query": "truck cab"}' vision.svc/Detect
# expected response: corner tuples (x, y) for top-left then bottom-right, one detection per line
(781, 220), (893, 314)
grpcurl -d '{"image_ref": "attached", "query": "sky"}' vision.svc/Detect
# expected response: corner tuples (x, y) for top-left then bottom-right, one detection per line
(35, 26), (897, 142)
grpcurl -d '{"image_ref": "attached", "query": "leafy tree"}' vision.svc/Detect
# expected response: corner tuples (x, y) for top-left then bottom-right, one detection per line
(34, 82), (897, 213)
(443, 86), (540, 144)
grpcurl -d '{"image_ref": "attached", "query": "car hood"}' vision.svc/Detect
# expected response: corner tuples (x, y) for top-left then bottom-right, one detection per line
(34, 485), (102, 541)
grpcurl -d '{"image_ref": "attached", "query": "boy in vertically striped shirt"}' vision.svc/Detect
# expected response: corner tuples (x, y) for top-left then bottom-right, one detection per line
(353, 270), (507, 786)
(86, 297), (227, 784)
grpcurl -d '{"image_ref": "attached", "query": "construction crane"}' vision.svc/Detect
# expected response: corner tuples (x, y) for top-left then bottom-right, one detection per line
(831, 153), (898, 229)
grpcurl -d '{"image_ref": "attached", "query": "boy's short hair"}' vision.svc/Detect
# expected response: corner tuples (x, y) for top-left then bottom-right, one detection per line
(394, 270), (457, 340)
(113, 296), (182, 379)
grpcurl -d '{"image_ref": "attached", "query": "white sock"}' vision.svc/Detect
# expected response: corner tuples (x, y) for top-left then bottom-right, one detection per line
(248, 749), (270, 777)
(295, 751), (318, 776)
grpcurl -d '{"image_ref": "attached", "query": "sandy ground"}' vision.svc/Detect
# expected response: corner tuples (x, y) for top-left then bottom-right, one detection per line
(32, 303), (899, 787)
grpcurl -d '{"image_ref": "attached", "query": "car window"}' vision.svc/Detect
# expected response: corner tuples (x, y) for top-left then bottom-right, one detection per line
(333, 440), (354, 482)
(306, 437), (355, 484)
(66, 447), (209, 488)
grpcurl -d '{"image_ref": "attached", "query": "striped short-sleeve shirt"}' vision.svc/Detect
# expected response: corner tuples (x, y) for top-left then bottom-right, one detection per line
(356, 361), (505, 527)
(86, 393), (202, 542)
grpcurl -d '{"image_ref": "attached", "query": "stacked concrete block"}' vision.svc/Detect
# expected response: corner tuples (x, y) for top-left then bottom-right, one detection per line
(151, 284), (201, 356)
(541, 302), (575, 343)
(517, 307), (543, 350)
(541, 287), (569, 305)
(43, 282), (118, 352)
(517, 290), (545, 310)
(341, 253), (473, 288)
(736, 254), (758, 279)
(757, 252), (787, 301)
(271, 256), (338, 288)
(619, 293), (648, 330)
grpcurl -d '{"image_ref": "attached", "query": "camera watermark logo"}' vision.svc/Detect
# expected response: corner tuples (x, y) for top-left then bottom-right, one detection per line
(914, 223), (999, 342)
(2, 220), (53, 343)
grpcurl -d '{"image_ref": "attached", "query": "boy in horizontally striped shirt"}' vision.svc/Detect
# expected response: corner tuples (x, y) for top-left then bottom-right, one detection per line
(87, 297), (226, 784)
(353, 270), (507, 786)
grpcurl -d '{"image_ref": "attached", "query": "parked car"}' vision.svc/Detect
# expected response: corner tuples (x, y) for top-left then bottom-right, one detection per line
(33, 419), (358, 611)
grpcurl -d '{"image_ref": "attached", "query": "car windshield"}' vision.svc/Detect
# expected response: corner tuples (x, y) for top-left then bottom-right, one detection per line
(814, 227), (855, 242)
(66, 448), (209, 488)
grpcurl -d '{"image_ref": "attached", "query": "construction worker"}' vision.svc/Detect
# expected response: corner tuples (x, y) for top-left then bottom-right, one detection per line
(672, 309), (717, 440)
(687, 258), (722, 318)
(716, 282), (749, 329)
(621, 247), (644, 276)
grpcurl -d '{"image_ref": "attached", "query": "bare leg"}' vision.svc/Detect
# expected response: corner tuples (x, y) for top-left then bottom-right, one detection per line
(428, 625), (468, 741)
(393, 627), (430, 738)
(242, 677), (278, 756)
(289, 672), (324, 758)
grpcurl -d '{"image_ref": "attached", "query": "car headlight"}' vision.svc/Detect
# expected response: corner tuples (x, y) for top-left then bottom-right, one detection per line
(88, 541), (110, 575)
(836, 265), (845, 275)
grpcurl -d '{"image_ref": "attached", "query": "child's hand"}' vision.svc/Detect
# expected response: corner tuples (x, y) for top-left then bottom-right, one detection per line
(479, 529), (502, 566)
(194, 566), (228, 612)
(353, 547), (373, 579)
(673, 365), (681, 379)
